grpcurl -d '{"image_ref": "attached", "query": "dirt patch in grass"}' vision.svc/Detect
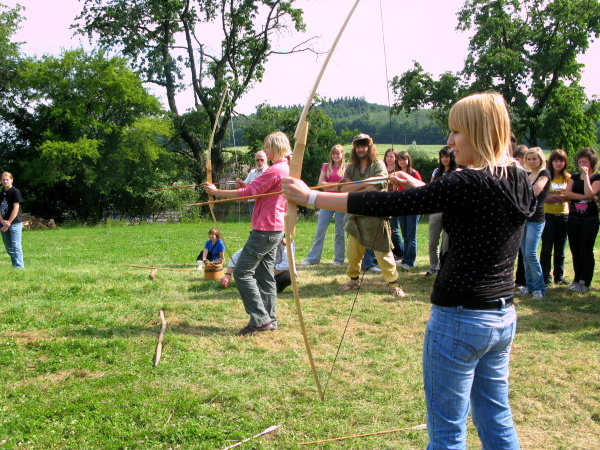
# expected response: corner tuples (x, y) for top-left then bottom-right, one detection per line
(13, 369), (107, 388)
(5, 330), (53, 345)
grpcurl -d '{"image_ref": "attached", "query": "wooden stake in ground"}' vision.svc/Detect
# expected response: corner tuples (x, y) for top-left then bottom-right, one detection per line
(154, 309), (167, 367)
(125, 264), (200, 281)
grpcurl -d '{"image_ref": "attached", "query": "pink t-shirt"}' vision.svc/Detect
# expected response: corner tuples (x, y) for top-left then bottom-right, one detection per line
(321, 163), (344, 183)
(238, 158), (289, 231)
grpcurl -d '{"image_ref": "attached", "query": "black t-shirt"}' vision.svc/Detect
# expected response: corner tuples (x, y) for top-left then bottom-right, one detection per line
(528, 169), (551, 223)
(0, 187), (23, 224)
(347, 166), (535, 306)
(569, 173), (600, 218)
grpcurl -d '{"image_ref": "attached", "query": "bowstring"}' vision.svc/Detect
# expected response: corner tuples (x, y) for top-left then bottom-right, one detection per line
(379, 0), (394, 148)
(323, 0), (395, 398)
(322, 220), (383, 397)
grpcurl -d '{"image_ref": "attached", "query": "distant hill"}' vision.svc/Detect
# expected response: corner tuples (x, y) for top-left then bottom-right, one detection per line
(226, 97), (447, 147)
(318, 97), (447, 145)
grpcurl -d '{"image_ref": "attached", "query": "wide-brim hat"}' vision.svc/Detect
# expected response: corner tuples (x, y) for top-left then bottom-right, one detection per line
(352, 133), (373, 147)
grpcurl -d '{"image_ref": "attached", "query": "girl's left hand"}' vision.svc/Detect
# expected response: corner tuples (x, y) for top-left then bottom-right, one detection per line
(282, 177), (312, 205)
(389, 171), (425, 189)
(203, 182), (217, 195)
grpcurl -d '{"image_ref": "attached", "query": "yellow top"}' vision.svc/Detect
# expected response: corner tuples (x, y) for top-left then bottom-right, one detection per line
(544, 175), (570, 215)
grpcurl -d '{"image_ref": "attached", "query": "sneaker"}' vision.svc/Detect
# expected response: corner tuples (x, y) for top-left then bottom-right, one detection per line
(400, 263), (412, 270)
(389, 282), (406, 297)
(367, 266), (381, 273)
(333, 261), (343, 266)
(555, 278), (569, 286)
(422, 270), (437, 278)
(575, 280), (589, 293)
(516, 286), (531, 296)
(568, 282), (579, 291)
(532, 290), (544, 300)
(300, 261), (316, 266)
(338, 279), (361, 291)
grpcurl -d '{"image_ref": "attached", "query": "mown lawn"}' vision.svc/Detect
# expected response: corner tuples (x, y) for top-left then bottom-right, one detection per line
(1, 218), (598, 449)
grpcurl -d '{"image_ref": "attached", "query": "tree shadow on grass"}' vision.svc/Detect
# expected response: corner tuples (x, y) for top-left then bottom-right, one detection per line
(168, 324), (233, 337)
(515, 289), (600, 342)
(62, 324), (157, 339)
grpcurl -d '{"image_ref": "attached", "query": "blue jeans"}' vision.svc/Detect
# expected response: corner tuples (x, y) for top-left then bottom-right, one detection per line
(233, 230), (284, 328)
(567, 215), (599, 286)
(304, 209), (346, 264)
(2, 222), (24, 268)
(540, 213), (568, 284)
(424, 304), (519, 449)
(361, 247), (377, 270)
(247, 201), (255, 217)
(520, 221), (545, 293)
(389, 216), (404, 260)
(399, 215), (420, 267)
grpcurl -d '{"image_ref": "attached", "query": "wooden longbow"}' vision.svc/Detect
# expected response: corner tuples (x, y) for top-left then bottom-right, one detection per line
(205, 87), (235, 263)
(285, 0), (362, 401)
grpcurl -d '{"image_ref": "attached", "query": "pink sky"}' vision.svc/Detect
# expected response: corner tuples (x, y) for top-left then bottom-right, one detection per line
(6, 0), (600, 115)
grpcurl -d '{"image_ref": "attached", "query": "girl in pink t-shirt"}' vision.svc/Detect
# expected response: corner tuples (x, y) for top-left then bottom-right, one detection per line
(301, 145), (347, 266)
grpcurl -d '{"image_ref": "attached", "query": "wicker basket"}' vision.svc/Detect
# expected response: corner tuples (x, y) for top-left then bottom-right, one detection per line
(204, 261), (224, 280)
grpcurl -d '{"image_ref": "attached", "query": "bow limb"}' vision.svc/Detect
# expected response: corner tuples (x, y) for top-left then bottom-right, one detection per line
(286, 0), (362, 402)
(205, 87), (235, 263)
(285, 120), (323, 401)
(293, 0), (362, 139)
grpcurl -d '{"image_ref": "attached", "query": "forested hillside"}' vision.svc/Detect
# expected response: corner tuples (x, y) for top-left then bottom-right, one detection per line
(228, 97), (447, 147)
(319, 97), (447, 145)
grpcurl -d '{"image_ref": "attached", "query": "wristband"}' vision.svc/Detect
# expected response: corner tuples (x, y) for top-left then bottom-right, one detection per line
(306, 191), (318, 209)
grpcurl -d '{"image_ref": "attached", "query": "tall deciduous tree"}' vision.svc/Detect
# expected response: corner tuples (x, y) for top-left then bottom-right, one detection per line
(74, 0), (307, 181)
(391, 0), (600, 154)
(0, 2), (24, 153)
(16, 49), (178, 222)
(242, 103), (338, 187)
(0, 2), (21, 99)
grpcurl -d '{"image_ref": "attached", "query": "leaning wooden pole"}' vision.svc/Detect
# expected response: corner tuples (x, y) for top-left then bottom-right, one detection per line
(154, 309), (167, 367)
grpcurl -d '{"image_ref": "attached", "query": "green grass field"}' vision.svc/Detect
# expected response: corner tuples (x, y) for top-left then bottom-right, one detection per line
(1, 218), (598, 448)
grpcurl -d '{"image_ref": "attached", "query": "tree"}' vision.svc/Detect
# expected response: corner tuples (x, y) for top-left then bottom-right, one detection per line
(0, 2), (24, 156)
(391, 0), (600, 154)
(75, 0), (308, 182)
(14, 49), (180, 222)
(0, 2), (22, 101)
(242, 103), (338, 187)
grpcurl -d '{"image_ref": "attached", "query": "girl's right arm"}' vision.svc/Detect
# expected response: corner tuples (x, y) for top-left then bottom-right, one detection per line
(564, 178), (594, 201)
(317, 169), (328, 186)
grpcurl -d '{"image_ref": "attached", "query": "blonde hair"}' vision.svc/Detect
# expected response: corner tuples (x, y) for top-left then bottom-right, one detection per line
(2, 172), (13, 180)
(524, 147), (546, 176)
(326, 144), (346, 178)
(448, 92), (512, 175)
(263, 132), (291, 162)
